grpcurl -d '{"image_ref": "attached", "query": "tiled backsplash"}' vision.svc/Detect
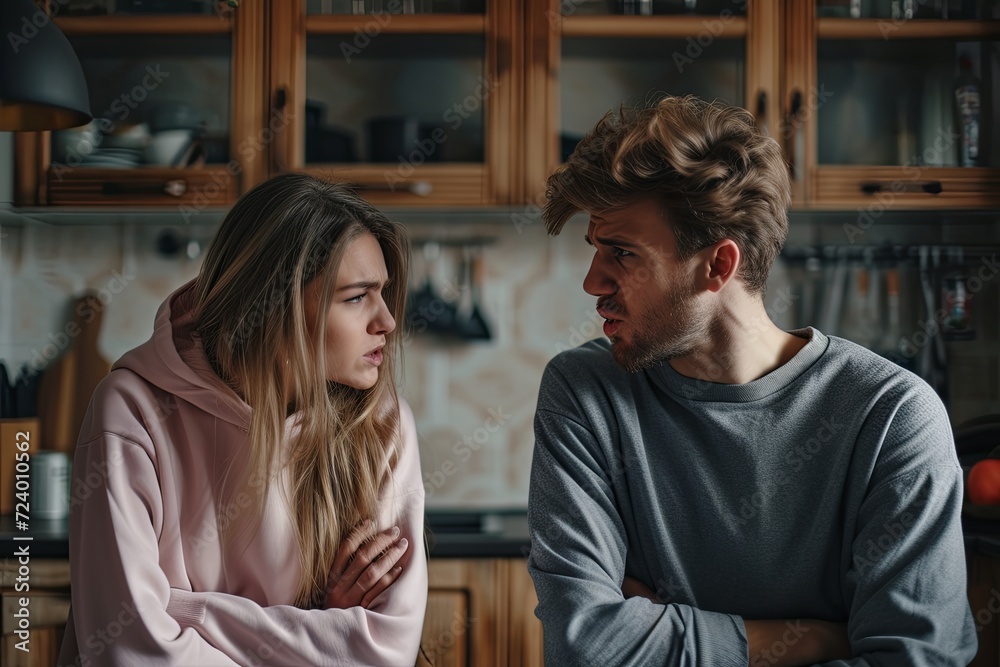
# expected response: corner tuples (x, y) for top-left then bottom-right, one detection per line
(1, 213), (999, 509)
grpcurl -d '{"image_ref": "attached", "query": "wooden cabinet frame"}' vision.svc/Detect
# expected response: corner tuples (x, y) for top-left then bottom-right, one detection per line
(523, 0), (785, 205)
(269, 0), (521, 207)
(420, 558), (543, 667)
(14, 4), (268, 207)
(11, 1), (1000, 210)
(783, 6), (1000, 209)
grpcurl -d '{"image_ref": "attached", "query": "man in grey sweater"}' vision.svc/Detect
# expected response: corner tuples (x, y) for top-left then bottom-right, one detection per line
(527, 96), (976, 666)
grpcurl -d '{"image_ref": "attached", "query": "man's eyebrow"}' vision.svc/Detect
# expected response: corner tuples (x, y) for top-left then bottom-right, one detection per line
(594, 236), (641, 249)
(335, 279), (385, 292)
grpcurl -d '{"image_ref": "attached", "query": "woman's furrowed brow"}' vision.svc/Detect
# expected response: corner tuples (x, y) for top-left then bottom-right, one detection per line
(335, 279), (383, 292)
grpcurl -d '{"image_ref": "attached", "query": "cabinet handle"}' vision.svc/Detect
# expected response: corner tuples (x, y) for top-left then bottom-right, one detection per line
(102, 179), (187, 197)
(785, 89), (804, 182)
(272, 86), (288, 173)
(861, 181), (943, 195)
(755, 90), (768, 136)
(354, 180), (433, 196)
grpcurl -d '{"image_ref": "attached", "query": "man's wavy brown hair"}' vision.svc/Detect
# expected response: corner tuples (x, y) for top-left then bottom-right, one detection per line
(543, 95), (791, 296)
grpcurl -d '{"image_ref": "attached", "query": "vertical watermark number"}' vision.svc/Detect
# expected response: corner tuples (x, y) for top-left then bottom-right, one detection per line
(12, 428), (34, 653)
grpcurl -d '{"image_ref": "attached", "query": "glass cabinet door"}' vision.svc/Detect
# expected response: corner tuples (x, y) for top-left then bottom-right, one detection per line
(273, 0), (513, 206)
(16, 1), (267, 207)
(789, 0), (1000, 208)
(522, 0), (779, 203)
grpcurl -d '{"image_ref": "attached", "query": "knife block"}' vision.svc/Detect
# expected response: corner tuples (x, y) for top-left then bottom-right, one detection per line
(0, 418), (40, 515)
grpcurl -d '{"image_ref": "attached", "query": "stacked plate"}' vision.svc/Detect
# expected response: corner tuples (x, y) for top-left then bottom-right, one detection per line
(77, 147), (144, 168)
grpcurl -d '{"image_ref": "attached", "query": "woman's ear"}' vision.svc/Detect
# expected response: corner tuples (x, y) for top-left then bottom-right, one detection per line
(702, 239), (740, 293)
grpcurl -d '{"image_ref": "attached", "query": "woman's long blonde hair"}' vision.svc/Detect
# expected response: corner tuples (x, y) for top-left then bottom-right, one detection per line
(193, 172), (410, 608)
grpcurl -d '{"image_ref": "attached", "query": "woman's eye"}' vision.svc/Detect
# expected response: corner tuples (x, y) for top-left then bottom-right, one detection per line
(345, 293), (366, 304)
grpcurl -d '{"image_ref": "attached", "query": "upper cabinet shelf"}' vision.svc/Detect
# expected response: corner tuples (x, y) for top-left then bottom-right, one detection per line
(54, 14), (234, 34)
(817, 17), (1000, 38)
(559, 14), (748, 37)
(13, 0), (1000, 211)
(305, 13), (485, 33)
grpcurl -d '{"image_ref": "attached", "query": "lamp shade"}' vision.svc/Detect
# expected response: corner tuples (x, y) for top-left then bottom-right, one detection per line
(0, 0), (92, 131)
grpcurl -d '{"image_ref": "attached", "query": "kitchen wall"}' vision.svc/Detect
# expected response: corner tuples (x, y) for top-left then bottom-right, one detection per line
(3, 135), (1000, 509)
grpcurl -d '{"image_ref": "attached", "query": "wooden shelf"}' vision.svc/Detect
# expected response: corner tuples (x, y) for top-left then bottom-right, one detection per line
(306, 13), (485, 35)
(812, 165), (1000, 209)
(561, 14), (747, 39)
(54, 14), (233, 35)
(304, 163), (486, 206)
(818, 18), (1000, 40)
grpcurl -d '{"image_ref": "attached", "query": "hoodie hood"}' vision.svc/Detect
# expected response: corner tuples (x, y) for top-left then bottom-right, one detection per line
(113, 279), (251, 430)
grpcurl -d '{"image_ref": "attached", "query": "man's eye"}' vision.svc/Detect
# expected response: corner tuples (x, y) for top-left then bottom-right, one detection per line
(345, 293), (366, 304)
(612, 247), (633, 258)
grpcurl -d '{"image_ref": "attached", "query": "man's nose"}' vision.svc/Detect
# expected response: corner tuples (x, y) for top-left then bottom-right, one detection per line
(583, 255), (616, 297)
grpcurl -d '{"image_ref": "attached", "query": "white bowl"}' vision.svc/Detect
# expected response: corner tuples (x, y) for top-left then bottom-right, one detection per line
(144, 129), (193, 166)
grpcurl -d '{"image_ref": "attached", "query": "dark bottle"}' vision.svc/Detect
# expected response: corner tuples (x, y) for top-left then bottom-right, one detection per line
(954, 56), (981, 167)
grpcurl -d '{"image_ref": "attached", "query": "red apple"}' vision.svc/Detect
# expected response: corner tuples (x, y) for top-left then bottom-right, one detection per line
(968, 459), (1000, 506)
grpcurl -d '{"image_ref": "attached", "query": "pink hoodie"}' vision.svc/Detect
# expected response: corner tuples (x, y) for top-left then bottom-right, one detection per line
(57, 280), (427, 667)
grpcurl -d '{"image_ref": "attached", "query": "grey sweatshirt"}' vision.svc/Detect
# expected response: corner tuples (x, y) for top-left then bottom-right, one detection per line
(527, 328), (976, 666)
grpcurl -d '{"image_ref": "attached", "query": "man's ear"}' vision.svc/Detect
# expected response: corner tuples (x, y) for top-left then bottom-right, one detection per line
(701, 240), (740, 293)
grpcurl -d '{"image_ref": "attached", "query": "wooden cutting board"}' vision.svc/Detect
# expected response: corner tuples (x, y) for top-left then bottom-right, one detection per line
(37, 293), (112, 458)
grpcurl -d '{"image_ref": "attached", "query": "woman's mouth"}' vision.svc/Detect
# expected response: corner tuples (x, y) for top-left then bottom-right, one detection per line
(364, 346), (384, 366)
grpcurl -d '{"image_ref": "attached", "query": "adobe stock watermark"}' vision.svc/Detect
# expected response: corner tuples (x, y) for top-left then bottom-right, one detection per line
(422, 406), (511, 500)
(51, 65), (171, 182)
(843, 128), (960, 243)
(383, 76), (500, 192)
(734, 415), (846, 526)
(672, 0), (749, 73)
(340, 0), (428, 62)
(974, 588), (1000, 633)
(189, 473), (268, 555)
(23, 270), (136, 378)
(553, 245), (670, 355)
(750, 620), (811, 667)
(896, 254), (999, 358)
(420, 611), (476, 663)
(5, 0), (79, 53)
(180, 106), (295, 223)
(57, 600), (144, 667)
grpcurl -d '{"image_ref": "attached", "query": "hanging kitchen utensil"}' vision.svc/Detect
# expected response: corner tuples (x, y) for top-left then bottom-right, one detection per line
(459, 247), (492, 341)
(840, 263), (868, 345)
(877, 257), (911, 370)
(802, 254), (823, 327)
(941, 246), (975, 341)
(863, 254), (882, 349)
(0, 362), (14, 418)
(917, 246), (948, 405)
(820, 248), (849, 336)
(406, 242), (455, 337)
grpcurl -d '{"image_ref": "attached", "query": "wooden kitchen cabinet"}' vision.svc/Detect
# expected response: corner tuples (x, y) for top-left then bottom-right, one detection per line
(14, 0), (269, 208)
(268, 0), (520, 207)
(1, 556), (542, 667)
(522, 0), (782, 204)
(783, 1), (1000, 209)
(419, 558), (543, 667)
(14, 1), (1000, 210)
(1, 559), (70, 667)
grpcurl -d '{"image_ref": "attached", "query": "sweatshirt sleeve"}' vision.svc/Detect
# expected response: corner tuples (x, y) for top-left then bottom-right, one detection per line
(821, 386), (977, 666)
(65, 433), (239, 666)
(527, 364), (748, 667)
(164, 398), (428, 667)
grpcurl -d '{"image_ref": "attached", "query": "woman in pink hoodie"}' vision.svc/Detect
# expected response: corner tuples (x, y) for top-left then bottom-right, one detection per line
(58, 173), (427, 666)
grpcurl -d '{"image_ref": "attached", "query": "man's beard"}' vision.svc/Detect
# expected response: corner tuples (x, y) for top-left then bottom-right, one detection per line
(608, 288), (710, 373)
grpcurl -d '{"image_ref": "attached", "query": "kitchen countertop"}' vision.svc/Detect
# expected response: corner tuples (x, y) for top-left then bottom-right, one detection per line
(5, 511), (999, 561)
(0, 510), (531, 560)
